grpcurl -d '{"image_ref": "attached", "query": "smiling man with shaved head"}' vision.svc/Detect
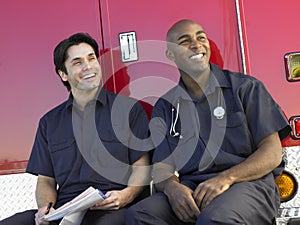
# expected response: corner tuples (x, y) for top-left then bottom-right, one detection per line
(125, 19), (291, 225)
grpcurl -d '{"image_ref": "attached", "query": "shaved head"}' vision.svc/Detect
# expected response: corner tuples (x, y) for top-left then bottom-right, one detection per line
(165, 19), (211, 80)
(166, 19), (204, 44)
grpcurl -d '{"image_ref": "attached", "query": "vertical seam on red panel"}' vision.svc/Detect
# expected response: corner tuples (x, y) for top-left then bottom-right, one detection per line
(98, 0), (116, 92)
(235, 0), (251, 75)
(97, 0), (107, 88)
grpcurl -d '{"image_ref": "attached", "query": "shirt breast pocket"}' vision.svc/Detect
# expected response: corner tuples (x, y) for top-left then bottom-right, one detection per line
(215, 111), (253, 155)
(215, 111), (246, 128)
(48, 138), (76, 178)
(99, 127), (130, 165)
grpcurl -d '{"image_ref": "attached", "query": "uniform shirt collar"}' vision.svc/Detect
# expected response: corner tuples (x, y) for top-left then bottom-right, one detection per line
(210, 63), (231, 88)
(178, 63), (230, 100)
(66, 87), (108, 109)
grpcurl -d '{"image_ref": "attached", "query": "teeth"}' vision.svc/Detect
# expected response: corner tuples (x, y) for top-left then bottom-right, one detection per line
(83, 74), (95, 79)
(190, 54), (204, 60)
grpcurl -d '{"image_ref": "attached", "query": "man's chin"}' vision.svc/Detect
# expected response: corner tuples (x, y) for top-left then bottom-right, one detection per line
(182, 65), (210, 76)
(75, 83), (100, 92)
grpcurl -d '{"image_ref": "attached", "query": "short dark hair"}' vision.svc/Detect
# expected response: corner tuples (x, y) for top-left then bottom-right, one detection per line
(53, 32), (99, 91)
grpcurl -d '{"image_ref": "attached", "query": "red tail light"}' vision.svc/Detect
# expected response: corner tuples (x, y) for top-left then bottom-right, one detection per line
(289, 116), (300, 140)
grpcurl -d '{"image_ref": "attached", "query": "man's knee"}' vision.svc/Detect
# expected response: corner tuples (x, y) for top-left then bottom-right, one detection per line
(196, 208), (245, 225)
(125, 204), (141, 223)
(196, 209), (217, 225)
(0, 209), (36, 225)
(125, 193), (171, 225)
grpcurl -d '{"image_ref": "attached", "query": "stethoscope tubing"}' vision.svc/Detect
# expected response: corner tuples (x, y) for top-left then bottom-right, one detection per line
(169, 88), (225, 138)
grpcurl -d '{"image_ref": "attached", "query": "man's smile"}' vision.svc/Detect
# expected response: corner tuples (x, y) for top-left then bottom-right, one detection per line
(82, 73), (96, 80)
(190, 53), (205, 61)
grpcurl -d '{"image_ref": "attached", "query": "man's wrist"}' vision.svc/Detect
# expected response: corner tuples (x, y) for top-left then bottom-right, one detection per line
(163, 176), (180, 194)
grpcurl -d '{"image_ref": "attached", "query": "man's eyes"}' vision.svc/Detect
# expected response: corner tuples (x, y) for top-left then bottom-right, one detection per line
(72, 57), (96, 66)
(178, 39), (190, 45)
(73, 61), (81, 65)
(178, 36), (207, 45)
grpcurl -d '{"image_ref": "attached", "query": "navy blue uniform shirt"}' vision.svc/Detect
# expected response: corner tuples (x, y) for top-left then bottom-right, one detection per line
(26, 88), (150, 208)
(151, 63), (291, 190)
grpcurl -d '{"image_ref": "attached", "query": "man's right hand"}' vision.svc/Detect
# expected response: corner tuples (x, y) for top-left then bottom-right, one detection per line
(165, 181), (200, 223)
(35, 206), (54, 225)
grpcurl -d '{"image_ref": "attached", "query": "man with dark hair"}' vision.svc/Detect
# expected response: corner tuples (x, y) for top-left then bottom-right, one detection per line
(125, 19), (291, 225)
(0, 32), (150, 225)
(53, 33), (100, 91)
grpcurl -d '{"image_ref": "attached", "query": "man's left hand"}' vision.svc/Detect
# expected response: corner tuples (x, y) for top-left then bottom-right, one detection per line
(90, 190), (128, 210)
(193, 175), (232, 210)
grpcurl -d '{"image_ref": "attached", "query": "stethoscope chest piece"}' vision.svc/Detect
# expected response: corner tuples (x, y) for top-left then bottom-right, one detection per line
(213, 106), (225, 120)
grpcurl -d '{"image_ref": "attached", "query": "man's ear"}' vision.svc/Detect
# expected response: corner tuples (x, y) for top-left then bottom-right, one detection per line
(166, 49), (175, 61)
(58, 70), (68, 82)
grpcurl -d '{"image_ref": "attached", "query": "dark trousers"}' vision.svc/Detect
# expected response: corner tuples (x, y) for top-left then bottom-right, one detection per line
(0, 208), (128, 225)
(126, 174), (279, 225)
(0, 210), (38, 225)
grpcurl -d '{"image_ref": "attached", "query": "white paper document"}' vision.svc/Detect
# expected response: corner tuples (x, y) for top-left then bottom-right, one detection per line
(42, 186), (106, 223)
(59, 209), (87, 225)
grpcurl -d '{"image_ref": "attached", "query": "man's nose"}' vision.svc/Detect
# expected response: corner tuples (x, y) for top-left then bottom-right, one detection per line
(190, 39), (202, 49)
(82, 60), (92, 70)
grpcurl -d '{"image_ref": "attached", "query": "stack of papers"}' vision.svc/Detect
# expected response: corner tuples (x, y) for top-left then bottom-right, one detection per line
(42, 186), (106, 222)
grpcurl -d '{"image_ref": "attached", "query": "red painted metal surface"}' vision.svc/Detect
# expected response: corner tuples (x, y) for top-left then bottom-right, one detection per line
(100, 0), (243, 106)
(0, 161), (28, 175)
(241, 0), (300, 146)
(0, 0), (103, 171)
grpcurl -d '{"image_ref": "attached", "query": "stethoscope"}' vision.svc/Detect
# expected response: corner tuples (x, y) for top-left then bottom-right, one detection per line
(169, 88), (225, 138)
(170, 99), (181, 138)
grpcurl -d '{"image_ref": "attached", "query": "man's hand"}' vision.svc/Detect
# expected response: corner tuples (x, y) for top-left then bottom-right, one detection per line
(193, 132), (283, 210)
(165, 181), (200, 223)
(35, 175), (57, 225)
(35, 205), (54, 225)
(90, 190), (129, 210)
(193, 175), (231, 210)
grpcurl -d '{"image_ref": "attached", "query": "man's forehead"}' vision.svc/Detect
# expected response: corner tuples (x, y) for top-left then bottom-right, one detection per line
(66, 43), (95, 60)
(167, 20), (204, 42)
